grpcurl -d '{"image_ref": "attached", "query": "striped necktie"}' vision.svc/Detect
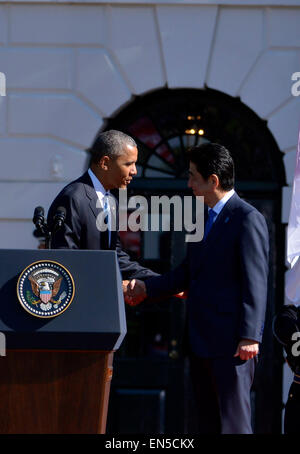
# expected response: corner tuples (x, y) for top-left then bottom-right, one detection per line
(102, 192), (111, 248)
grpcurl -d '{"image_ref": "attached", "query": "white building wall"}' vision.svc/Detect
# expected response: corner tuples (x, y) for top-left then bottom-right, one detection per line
(0, 0), (299, 431)
(0, 2), (299, 250)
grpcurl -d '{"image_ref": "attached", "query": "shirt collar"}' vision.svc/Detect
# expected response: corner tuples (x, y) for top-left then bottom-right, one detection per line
(88, 168), (109, 199)
(209, 189), (235, 216)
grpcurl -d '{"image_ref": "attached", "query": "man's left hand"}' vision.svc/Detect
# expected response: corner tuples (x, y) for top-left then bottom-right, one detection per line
(234, 339), (259, 361)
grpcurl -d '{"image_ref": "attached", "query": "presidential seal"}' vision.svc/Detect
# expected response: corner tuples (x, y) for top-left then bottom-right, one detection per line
(17, 260), (75, 318)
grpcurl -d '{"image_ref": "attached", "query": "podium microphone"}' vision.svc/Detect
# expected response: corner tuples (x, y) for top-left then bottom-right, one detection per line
(53, 206), (66, 232)
(33, 206), (45, 230)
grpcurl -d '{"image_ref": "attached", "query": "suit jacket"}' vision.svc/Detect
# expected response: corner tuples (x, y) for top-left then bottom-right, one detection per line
(145, 193), (269, 358)
(47, 171), (157, 281)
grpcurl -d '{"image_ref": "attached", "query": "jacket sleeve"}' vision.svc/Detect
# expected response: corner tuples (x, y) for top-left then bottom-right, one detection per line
(145, 256), (189, 300)
(116, 233), (159, 280)
(239, 210), (269, 342)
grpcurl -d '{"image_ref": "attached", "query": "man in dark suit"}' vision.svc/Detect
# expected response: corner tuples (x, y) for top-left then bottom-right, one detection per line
(47, 129), (157, 282)
(126, 143), (269, 434)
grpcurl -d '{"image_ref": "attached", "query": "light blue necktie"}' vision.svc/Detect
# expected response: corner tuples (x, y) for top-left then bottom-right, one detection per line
(103, 192), (111, 247)
(203, 209), (217, 241)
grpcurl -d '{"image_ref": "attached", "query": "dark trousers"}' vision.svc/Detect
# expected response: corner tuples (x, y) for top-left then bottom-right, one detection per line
(189, 353), (257, 434)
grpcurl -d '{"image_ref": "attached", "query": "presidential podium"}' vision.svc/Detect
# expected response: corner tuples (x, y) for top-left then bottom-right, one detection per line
(0, 249), (126, 434)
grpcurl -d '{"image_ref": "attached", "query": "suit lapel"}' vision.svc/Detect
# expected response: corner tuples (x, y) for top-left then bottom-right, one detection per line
(203, 197), (235, 246)
(191, 193), (239, 272)
(80, 172), (101, 219)
(82, 172), (118, 250)
(80, 171), (110, 249)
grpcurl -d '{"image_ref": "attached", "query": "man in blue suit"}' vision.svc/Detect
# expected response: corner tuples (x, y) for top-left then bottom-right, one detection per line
(126, 143), (269, 434)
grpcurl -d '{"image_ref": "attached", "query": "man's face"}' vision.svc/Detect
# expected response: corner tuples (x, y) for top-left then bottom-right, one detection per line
(188, 162), (212, 202)
(107, 144), (138, 189)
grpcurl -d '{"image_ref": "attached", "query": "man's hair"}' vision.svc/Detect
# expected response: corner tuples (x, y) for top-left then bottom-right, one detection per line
(187, 143), (234, 191)
(89, 130), (137, 164)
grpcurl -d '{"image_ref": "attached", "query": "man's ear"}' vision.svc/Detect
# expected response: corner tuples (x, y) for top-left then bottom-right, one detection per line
(99, 155), (110, 171)
(209, 174), (220, 189)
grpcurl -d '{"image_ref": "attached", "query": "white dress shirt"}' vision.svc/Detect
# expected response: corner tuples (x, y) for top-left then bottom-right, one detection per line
(88, 168), (108, 206)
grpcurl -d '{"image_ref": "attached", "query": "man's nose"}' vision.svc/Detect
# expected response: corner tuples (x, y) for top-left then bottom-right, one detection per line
(131, 164), (137, 175)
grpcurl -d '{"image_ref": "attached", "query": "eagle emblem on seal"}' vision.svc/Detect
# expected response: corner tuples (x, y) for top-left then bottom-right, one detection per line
(29, 275), (63, 311)
(17, 260), (75, 318)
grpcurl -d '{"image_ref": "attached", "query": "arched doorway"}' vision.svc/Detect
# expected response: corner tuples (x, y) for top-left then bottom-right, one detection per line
(103, 87), (285, 434)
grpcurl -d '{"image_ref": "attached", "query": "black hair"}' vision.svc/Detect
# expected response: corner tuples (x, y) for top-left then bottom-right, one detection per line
(187, 143), (234, 191)
(89, 130), (137, 164)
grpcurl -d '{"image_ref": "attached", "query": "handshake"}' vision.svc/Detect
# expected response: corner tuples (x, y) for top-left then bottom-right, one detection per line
(122, 279), (147, 306)
(122, 279), (187, 307)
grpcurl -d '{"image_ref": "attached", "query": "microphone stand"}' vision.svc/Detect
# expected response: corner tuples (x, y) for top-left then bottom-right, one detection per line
(32, 206), (66, 249)
(51, 207), (66, 247)
(33, 207), (51, 249)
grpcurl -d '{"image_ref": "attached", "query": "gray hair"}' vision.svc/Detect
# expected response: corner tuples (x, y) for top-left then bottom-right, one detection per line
(89, 130), (137, 164)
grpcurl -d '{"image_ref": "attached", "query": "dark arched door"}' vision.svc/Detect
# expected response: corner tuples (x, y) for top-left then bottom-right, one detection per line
(103, 88), (285, 434)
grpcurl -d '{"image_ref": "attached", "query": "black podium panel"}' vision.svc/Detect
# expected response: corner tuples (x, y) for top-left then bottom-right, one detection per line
(0, 249), (126, 350)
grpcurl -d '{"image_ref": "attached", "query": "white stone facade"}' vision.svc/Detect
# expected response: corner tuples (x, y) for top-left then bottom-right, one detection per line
(0, 2), (299, 249)
(0, 0), (299, 430)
